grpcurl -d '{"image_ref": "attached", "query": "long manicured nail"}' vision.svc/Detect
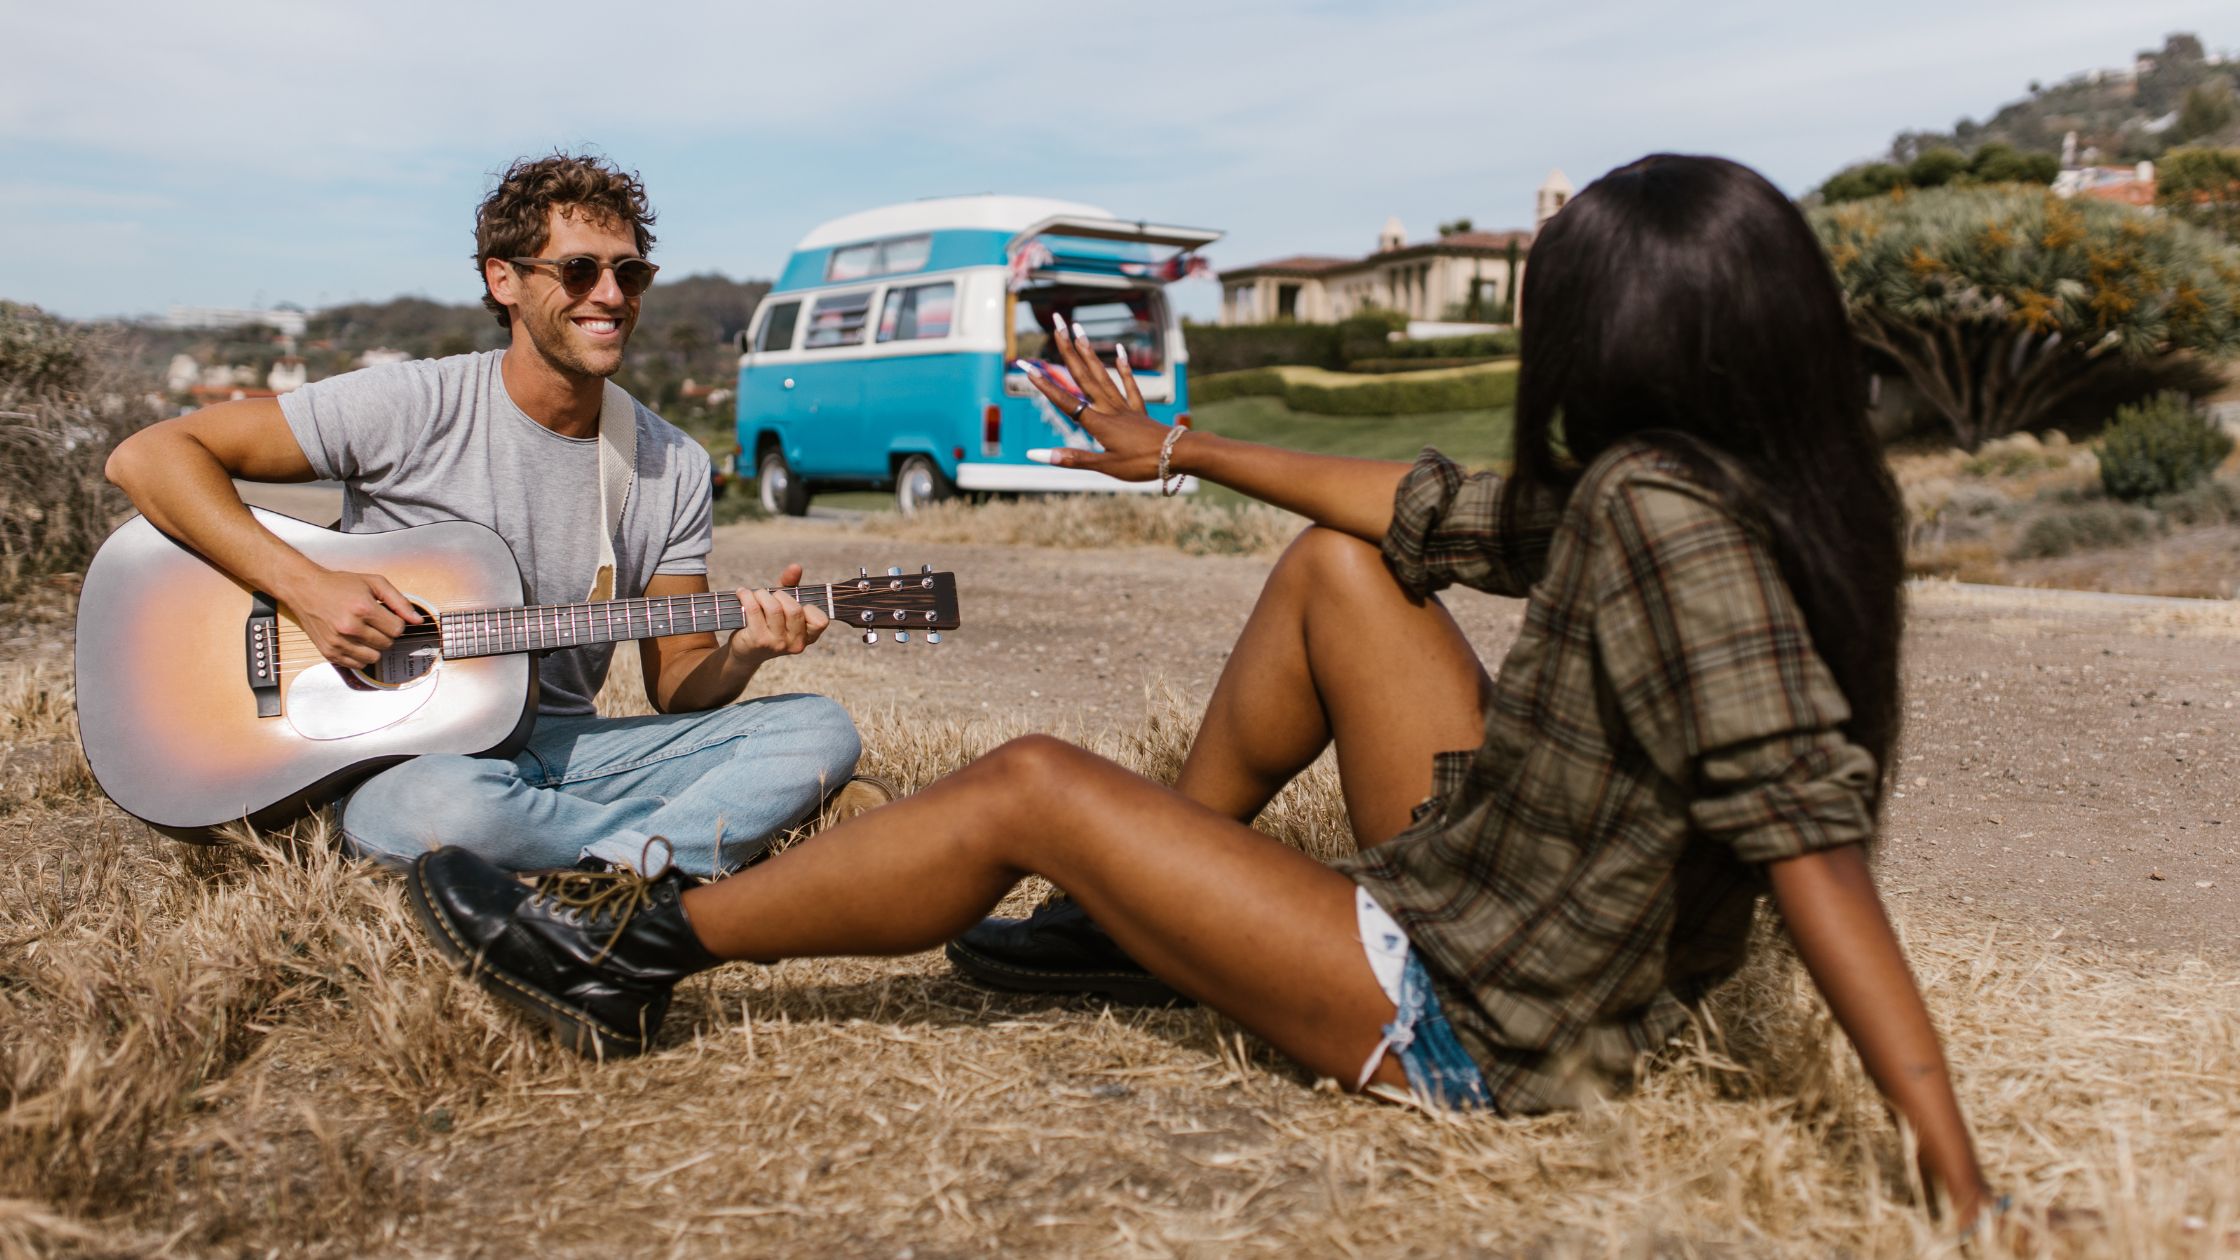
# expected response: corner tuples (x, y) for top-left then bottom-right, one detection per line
(1070, 319), (1088, 341)
(1025, 448), (1059, 465)
(1051, 321), (1069, 344)
(1015, 359), (1043, 376)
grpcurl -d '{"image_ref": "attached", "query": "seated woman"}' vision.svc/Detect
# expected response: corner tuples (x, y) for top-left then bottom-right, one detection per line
(408, 156), (2001, 1226)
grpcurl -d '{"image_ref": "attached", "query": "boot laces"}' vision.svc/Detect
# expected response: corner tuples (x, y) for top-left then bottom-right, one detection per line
(528, 837), (678, 964)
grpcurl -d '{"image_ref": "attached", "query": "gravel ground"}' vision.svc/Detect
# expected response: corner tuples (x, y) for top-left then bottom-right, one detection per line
(726, 517), (2240, 960)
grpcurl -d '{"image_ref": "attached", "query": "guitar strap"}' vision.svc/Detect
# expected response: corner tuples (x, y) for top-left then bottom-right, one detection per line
(587, 381), (637, 602)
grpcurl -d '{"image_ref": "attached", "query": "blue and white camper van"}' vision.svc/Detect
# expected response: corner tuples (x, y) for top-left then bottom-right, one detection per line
(736, 196), (1222, 515)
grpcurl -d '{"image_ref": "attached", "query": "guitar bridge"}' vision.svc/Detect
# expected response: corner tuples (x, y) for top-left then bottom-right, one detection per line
(246, 593), (282, 718)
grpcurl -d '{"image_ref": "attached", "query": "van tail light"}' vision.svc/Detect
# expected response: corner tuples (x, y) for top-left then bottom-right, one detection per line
(982, 404), (1001, 455)
(1175, 412), (1192, 429)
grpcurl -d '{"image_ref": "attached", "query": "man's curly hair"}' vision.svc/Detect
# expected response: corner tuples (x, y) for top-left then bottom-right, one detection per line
(474, 152), (657, 328)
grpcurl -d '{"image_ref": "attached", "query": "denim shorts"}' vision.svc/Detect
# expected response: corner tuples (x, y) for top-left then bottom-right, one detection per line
(1355, 887), (1494, 1111)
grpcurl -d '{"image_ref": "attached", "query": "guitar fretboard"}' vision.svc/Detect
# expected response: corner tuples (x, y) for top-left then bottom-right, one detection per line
(437, 587), (810, 659)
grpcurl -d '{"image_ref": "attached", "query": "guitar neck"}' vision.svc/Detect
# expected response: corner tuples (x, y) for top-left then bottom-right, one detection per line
(437, 586), (811, 659)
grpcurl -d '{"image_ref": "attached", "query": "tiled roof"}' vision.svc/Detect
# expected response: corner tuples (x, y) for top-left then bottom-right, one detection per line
(1222, 231), (1532, 281)
(1220, 254), (1357, 277)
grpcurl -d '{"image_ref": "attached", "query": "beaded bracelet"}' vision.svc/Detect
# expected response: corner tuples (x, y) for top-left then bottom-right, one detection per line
(1158, 425), (1188, 497)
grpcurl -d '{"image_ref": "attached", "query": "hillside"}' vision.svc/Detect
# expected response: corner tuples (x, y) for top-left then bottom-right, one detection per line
(1825, 31), (2238, 193)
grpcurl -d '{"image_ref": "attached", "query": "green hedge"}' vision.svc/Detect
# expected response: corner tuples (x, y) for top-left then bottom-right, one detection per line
(1348, 355), (1510, 374)
(1190, 363), (1518, 416)
(1182, 323), (1342, 373)
(1190, 367), (1288, 404)
(1371, 329), (1520, 360)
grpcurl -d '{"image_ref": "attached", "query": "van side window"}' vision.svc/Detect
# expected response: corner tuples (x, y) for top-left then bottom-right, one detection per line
(825, 234), (933, 283)
(755, 301), (801, 352)
(876, 282), (956, 343)
(803, 291), (874, 349)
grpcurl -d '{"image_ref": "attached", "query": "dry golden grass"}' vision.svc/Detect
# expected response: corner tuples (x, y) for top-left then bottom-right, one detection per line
(4, 650), (2238, 1257)
(855, 493), (1308, 557)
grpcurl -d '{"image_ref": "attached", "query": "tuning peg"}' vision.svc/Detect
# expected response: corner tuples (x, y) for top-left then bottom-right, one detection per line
(859, 566), (869, 579)
(926, 632), (941, 645)
(920, 563), (933, 574)
(895, 630), (910, 644)
(861, 630), (879, 644)
(887, 565), (904, 576)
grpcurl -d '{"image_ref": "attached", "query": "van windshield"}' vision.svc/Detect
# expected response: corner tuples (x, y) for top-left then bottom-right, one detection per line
(1012, 286), (1164, 371)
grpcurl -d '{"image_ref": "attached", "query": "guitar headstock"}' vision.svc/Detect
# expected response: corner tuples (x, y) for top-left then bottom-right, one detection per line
(826, 566), (961, 644)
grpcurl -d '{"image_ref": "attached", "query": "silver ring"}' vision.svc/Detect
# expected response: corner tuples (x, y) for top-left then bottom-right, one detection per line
(1070, 397), (1089, 421)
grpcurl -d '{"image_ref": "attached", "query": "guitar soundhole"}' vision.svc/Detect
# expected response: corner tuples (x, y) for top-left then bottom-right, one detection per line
(353, 601), (442, 690)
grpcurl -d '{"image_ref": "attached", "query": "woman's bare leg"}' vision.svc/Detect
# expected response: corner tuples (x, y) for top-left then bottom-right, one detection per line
(681, 735), (1406, 1087)
(1176, 526), (1490, 848)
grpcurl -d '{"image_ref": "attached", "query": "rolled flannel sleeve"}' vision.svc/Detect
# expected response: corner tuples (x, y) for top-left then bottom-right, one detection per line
(1592, 477), (1877, 864)
(1380, 448), (1559, 599)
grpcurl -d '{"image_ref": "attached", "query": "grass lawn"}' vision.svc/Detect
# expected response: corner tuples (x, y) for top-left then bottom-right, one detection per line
(1187, 396), (1514, 506)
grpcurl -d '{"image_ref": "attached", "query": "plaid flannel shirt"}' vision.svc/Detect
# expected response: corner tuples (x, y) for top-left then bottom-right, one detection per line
(1336, 441), (1879, 1114)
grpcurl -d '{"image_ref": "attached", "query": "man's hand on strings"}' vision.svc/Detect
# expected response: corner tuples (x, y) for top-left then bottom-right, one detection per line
(1016, 319), (1175, 483)
(286, 567), (423, 669)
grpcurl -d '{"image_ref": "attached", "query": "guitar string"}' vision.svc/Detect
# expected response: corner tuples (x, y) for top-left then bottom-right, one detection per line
(264, 585), (951, 675)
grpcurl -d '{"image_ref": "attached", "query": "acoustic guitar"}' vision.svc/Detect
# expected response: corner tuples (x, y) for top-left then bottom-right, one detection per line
(75, 508), (960, 841)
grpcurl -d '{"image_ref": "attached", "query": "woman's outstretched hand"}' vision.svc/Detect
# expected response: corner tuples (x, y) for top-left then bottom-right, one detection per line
(1016, 318), (1174, 482)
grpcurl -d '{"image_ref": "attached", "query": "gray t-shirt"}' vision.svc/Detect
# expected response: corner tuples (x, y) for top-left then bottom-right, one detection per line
(279, 350), (712, 716)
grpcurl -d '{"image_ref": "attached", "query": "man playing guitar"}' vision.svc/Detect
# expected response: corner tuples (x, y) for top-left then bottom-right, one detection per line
(103, 151), (868, 877)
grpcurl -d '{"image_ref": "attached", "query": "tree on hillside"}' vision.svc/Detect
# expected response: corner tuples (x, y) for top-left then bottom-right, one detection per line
(1812, 186), (2240, 448)
(1820, 143), (2056, 204)
(2158, 147), (2240, 240)
(2175, 82), (2238, 144)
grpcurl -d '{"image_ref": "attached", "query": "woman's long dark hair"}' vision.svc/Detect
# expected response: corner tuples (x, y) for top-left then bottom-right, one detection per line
(1512, 154), (1905, 800)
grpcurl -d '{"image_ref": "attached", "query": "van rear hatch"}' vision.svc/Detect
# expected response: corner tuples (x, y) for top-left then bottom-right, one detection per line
(1008, 215), (1221, 286)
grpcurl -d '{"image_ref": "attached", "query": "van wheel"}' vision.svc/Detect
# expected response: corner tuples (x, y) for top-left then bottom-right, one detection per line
(757, 449), (809, 516)
(894, 455), (954, 518)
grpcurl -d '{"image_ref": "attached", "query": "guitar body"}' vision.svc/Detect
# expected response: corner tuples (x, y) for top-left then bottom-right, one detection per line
(76, 509), (534, 841)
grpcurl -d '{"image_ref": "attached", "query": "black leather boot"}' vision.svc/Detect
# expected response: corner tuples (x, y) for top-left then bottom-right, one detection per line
(408, 845), (723, 1058)
(945, 896), (1191, 1007)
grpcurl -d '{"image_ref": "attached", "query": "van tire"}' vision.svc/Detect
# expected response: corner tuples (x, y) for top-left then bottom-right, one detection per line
(758, 449), (809, 516)
(894, 455), (954, 518)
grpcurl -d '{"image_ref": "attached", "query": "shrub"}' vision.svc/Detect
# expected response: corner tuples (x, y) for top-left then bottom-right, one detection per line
(1182, 323), (1342, 374)
(2010, 502), (2161, 558)
(2152, 476), (2240, 526)
(1369, 329), (1520, 361)
(1283, 364), (1518, 416)
(0, 304), (152, 600)
(1188, 363), (1518, 416)
(1190, 367), (1287, 404)
(1347, 356), (1508, 374)
(1959, 431), (2074, 478)
(1335, 308), (1408, 364)
(2096, 392), (2235, 501)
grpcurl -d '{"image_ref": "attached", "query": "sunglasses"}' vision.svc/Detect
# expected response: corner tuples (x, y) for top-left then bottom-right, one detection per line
(509, 255), (659, 298)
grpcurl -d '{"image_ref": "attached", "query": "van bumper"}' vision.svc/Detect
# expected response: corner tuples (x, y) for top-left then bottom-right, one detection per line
(953, 463), (1198, 495)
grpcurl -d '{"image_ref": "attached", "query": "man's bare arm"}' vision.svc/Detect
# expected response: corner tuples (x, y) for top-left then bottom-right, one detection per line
(105, 399), (419, 667)
(637, 569), (827, 713)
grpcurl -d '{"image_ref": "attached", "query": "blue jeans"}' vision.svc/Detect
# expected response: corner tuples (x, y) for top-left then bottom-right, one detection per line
(340, 693), (860, 878)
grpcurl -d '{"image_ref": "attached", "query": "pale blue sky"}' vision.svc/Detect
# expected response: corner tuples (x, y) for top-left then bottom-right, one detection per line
(2, 0), (2228, 323)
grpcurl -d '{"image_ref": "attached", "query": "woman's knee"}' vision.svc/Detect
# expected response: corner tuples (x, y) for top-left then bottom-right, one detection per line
(1272, 525), (1393, 590)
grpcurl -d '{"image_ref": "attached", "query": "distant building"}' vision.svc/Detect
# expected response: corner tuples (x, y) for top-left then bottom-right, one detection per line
(1218, 171), (1565, 327)
(357, 347), (410, 368)
(2054, 132), (2155, 208)
(267, 356), (307, 393)
(164, 305), (308, 339)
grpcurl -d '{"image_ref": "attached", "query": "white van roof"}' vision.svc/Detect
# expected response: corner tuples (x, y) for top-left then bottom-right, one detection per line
(794, 196), (1118, 249)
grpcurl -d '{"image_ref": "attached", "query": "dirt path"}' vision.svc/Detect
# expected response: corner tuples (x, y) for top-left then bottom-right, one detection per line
(727, 519), (2240, 960)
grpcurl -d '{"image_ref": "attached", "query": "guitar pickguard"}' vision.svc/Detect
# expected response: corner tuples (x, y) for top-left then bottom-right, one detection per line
(284, 659), (441, 741)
